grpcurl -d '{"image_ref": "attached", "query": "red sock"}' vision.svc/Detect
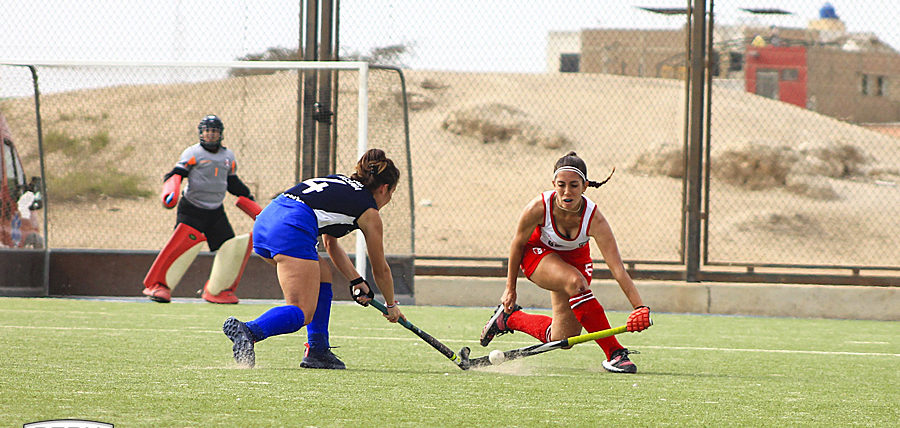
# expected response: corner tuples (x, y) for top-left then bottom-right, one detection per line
(507, 311), (553, 343)
(569, 290), (623, 360)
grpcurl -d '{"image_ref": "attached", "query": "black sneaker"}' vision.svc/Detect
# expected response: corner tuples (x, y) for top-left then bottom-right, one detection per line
(602, 348), (639, 374)
(480, 304), (521, 347)
(300, 343), (346, 370)
(223, 317), (256, 368)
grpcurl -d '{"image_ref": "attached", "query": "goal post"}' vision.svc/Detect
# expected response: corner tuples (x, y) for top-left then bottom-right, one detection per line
(0, 59), (413, 279)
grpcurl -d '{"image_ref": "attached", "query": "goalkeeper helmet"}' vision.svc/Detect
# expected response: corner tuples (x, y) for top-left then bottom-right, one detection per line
(198, 115), (224, 151)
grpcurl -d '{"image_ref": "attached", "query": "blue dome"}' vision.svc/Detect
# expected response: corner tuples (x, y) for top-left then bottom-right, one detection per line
(819, 3), (838, 19)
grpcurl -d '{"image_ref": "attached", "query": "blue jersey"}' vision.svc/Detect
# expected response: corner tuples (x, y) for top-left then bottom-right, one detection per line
(282, 174), (377, 238)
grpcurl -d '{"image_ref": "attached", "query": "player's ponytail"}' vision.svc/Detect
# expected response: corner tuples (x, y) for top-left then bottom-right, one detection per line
(553, 151), (614, 189)
(351, 148), (400, 191)
(587, 167), (615, 188)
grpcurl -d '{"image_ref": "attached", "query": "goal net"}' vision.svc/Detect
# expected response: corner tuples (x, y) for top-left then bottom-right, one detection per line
(0, 60), (413, 259)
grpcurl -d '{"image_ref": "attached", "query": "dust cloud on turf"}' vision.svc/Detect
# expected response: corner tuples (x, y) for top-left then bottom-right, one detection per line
(470, 358), (535, 376)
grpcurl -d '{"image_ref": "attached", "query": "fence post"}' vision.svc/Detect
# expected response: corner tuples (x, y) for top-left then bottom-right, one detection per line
(685, 0), (708, 281)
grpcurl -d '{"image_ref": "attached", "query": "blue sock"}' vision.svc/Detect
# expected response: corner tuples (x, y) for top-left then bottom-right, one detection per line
(306, 282), (333, 350)
(245, 305), (305, 342)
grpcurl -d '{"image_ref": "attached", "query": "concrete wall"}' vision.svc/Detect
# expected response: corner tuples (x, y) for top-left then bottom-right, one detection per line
(0, 249), (414, 301)
(3, 250), (897, 321)
(414, 276), (899, 321)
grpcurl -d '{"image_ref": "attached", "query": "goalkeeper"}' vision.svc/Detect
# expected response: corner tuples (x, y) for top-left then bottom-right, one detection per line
(142, 115), (256, 304)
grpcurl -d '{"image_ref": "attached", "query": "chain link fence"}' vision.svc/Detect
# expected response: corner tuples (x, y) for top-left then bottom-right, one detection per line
(1, 1), (898, 274)
(705, 4), (900, 269)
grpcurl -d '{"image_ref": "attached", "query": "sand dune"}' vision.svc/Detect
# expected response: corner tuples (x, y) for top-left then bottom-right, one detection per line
(2, 69), (898, 267)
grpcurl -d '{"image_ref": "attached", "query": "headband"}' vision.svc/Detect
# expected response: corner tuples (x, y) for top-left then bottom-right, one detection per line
(553, 166), (587, 182)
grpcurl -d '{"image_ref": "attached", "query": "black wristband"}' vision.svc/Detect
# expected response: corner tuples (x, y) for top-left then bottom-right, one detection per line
(633, 305), (650, 310)
(349, 277), (374, 306)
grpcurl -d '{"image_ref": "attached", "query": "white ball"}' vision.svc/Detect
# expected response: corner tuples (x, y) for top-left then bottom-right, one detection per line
(488, 349), (506, 365)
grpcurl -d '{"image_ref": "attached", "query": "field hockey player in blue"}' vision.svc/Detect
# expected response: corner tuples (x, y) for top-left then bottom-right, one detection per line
(223, 148), (404, 369)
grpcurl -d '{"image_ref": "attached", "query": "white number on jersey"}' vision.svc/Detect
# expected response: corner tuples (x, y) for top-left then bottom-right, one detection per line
(301, 179), (330, 194)
(300, 177), (358, 194)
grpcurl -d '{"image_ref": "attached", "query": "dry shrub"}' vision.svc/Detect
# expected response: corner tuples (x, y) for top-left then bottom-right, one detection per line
(794, 141), (869, 178)
(420, 78), (449, 90)
(630, 143), (684, 178)
(633, 140), (874, 200)
(711, 141), (875, 199)
(398, 91), (435, 111)
(785, 175), (840, 200)
(866, 166), (900, 182)
(737, 211), (822, 236)
(713, 143), (797, 190)
(441, 103), (569, 149)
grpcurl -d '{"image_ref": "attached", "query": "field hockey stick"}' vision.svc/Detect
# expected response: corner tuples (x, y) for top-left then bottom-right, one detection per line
(369, 299), (472, 370)
(466, 325), (629, 368)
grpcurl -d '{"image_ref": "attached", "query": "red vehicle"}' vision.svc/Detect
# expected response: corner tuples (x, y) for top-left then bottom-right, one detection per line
(0, 111), (43, 248)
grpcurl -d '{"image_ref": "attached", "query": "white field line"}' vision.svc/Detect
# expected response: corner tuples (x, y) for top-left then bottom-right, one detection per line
(1, 324), (897, 357)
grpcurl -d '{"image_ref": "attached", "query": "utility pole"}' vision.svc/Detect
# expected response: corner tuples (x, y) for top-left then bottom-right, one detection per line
(299, 0), (319, 182)
(298, 0), (338, 182)
(316, 0), (335, 177)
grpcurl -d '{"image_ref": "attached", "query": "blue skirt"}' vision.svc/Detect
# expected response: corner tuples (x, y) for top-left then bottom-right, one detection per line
(252, 194), (319, 261)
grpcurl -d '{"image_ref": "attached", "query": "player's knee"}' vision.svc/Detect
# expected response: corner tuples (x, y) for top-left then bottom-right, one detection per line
(564, 275), (588, 296)
(283, 297), (315, 325)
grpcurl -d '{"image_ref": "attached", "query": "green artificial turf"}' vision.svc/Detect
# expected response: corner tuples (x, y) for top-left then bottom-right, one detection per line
(1, 297), (897, 427)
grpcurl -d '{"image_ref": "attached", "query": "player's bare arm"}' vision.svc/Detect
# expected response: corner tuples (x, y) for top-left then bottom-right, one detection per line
(503, 197), (545, 310)
(589, 212), (644, 308)
(358, 208), (404, 323)
(321, 233), (369, 296)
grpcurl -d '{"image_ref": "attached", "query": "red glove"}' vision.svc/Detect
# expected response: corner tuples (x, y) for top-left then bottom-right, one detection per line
(161, 175), (182, 209)
(627, 306), (652, 332)
(236, 196), (262, 220)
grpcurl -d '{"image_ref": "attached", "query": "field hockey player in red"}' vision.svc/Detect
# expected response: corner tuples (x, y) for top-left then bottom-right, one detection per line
(480, 151), (652, 373)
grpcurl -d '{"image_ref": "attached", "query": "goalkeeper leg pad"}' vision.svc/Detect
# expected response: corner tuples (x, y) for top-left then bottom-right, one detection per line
(202, 233), (253, 304)
(143, 223), (206, 298)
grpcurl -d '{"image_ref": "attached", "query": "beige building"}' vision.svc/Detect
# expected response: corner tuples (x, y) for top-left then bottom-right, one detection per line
(805, 42), (900, 123)
(547, 18), (900, 123)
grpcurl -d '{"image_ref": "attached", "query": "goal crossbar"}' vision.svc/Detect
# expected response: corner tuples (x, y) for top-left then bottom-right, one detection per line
(1, 59), (376, 276)
(0, 59), (369, 71)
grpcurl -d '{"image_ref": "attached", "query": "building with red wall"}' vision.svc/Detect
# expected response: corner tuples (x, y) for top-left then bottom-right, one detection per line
(744, 46), (808, 108)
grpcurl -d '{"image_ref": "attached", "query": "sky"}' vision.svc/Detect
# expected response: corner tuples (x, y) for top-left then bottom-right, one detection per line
(0, 1), (897, 82)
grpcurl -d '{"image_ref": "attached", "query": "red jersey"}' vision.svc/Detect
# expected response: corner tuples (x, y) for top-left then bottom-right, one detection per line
(520, 190), (597, 282)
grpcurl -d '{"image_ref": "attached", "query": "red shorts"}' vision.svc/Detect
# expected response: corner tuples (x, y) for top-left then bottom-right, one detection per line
(520, 242), (593, 284)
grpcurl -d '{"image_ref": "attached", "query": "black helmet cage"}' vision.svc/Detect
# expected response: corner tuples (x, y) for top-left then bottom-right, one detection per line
(198, 115), (224, 145)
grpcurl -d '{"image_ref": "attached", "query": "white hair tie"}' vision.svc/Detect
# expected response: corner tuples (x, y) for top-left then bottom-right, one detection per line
(553, 166), (586, 182)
